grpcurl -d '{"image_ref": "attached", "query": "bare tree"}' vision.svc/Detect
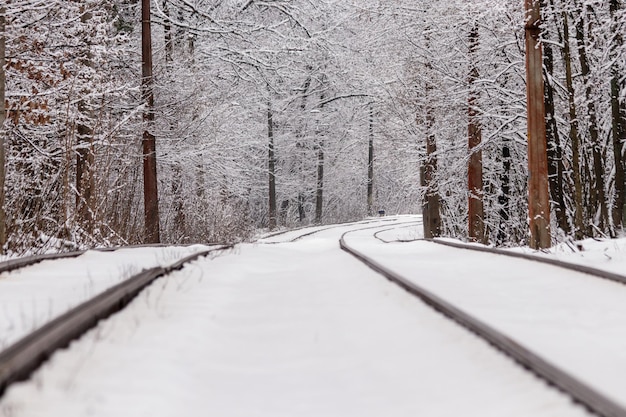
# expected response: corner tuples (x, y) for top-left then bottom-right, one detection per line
(142, 0), (160, 243)
(0, 5), (6, 252)
(467, 22), (485, 243)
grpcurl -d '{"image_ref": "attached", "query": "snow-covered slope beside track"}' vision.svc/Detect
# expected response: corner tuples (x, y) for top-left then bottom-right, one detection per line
(0, 245), (212, 349)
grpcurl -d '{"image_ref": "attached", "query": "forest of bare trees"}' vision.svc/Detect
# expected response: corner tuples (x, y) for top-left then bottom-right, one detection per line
(0, 0), (624, 254)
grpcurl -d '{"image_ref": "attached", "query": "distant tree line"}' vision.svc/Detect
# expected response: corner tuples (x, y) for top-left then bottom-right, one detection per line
(0, 0), (624, 254)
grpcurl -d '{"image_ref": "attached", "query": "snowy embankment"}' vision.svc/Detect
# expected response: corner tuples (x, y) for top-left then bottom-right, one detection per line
(0, 245), (212, 350)
(0, 217), (591, 416)
(510, 237), (626, 276)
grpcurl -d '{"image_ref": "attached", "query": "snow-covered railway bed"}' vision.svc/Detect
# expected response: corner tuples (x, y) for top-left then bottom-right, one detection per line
(0, 218), (594, 416)
(343, 224), (626, 414)
(0, 246), (228, 400)
(0, 245), (213, 350)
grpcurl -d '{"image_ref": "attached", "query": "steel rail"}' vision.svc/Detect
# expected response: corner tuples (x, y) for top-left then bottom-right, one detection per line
(372, 221), (423, 243)
(0, 243), (219, 276)
(256, 217), (407, 244)
(429, 238), (626, 286)
(0, 250), (87, 275)
(0, 245), (232, 398)
(340, 228), (626, 417)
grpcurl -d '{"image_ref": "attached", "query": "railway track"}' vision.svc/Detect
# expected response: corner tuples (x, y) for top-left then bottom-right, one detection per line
(428, 238), (626, 286)
(0, 244), (232, 398)
(341, 222), (626, 417)
(0, 243), (208, 276)
(1, 217), (623, 416)
(256, 216), (408, 244)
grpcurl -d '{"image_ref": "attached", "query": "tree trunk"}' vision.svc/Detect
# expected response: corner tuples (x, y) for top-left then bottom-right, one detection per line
(562, 11), (585, 238)
(575, 5), (608, 234)
(467, 23), (485, 243)
(76, 10), (95, 234)
(421, 108), (441, 239)
(497, 142), (511, 245)
(367, 105), (374, 216)
(0, 6), (6, 252)
(268, 101), (277, 230)
(142, 0), (160, 243)
(163, 0), (173, 65)
(543, 41), (569, 233)
(524, 0), (551, 249)
(297, 74), (312, 223)
(314, 96), (326, 224)
(315, 140), (324, 223)
(610, 0), (625, 230)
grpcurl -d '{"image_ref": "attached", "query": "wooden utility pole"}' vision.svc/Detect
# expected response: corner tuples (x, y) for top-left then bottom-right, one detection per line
(0, 6), (6, 252)
(524, 0), (551, 249)
(467, 23), (485, 243)
(142, 0), (160, 243)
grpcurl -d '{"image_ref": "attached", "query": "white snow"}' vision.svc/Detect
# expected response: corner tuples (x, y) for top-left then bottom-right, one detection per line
(344, 226), (626, 409)
(0, 217), (621, 416)
(0, 245), (212, 349)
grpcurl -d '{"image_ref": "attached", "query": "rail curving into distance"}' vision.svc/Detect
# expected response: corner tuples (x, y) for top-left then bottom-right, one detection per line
(340, 226), (626, 417)
(428, 238), (626, 287)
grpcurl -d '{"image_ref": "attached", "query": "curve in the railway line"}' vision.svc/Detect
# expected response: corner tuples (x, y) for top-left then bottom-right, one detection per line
(256, 216), (415, 244)
(340, 223), (626, 417)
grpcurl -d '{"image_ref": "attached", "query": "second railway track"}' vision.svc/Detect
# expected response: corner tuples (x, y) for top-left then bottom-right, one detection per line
(341, 221), (626, 417)
(0, 244), (232, 398)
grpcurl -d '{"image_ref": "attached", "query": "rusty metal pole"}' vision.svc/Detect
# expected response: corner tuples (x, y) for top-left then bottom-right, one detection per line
(142, 0), (160, 243)
(524, 0), (551, 249)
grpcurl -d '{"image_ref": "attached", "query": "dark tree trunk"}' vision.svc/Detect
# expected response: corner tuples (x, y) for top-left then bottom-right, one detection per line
(575, 5), (608, 233)
(610, 0), (626, 230)
(543, 42), (569, 233)
(467, 23), (485, 243)
(268, 101), (277, 230)
(163, 0), (173, 65)
(421, 142), (441, 238)
(314, 96), (326, 224)
(562, 11), (585, 238)
(497, 143), (511, 245)
(315, 141), (324, 223)
(0, 6), (6, 251)
(421, 113), (441, 239)
(76, 10), (95, 233)
(367, 106), (374, 216)
(142, 0), (160, 243)
(297, 75), (312, 223)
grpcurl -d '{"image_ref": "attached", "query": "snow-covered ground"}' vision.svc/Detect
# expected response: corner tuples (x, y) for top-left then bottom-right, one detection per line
(0, 245), (212, 350)
(1, 217), (624, 416)
(512, 237), (626, 276)
(346, 225), (626, 410)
